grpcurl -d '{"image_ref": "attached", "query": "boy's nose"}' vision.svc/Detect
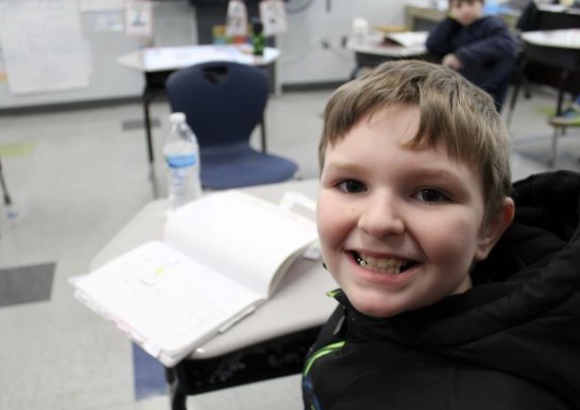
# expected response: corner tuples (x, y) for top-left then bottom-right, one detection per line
(357, 194), (405, 238)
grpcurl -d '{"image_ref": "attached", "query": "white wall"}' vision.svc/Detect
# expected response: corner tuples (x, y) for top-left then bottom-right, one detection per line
(278, 0), (408, 85)
(0, 0), (408, 109)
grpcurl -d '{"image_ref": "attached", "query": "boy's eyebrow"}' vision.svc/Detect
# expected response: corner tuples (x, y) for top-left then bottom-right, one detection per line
(324, 161), (471, 187)
(406, 167), (470, 187)
(410, 167), (462, 180)
(322, 161), (368, 175)
(325, 160), (465, 178)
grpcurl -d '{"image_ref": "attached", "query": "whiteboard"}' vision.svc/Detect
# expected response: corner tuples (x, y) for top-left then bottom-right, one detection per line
(0, 1), (195, 109)
(0, 0), (91, 95)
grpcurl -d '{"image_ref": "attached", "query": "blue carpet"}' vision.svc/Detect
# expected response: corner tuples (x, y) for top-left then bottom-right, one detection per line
(132, 343), (168, 400)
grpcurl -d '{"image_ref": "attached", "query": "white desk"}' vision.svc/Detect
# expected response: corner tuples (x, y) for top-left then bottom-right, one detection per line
(90, 178), (337, 360)
(522, 28), (580, 50)
(117, 44), (281, 73)
(346, 32), (428, 59)
(117, 44), (281, 179)
(346, 32), (429, 78)
(91, 179), (336, 409)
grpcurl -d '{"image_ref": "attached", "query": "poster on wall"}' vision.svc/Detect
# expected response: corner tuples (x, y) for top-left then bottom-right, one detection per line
(260, 0), (288, 37)
(225, 0), (248, 37)
(125, 0), (153, 37)
(0, 0), (91, 94)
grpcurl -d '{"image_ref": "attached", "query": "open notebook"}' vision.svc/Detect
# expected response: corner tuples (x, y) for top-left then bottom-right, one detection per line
(71, 190), (319, 367)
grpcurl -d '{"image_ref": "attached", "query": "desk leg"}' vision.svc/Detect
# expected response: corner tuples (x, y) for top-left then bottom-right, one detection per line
(143, 87), (156, 180)
(167, 367), (188, 410)
(556, 70), (570, 116)
(171, 384), (187, 410)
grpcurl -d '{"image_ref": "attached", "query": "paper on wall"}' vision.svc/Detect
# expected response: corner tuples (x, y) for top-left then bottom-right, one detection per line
(225, 0), (248, 37)
(125, 1), (153, 37)
(260, 0), (288, 37)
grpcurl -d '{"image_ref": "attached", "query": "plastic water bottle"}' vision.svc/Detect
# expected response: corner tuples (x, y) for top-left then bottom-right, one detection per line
(164, 112), (202, 214)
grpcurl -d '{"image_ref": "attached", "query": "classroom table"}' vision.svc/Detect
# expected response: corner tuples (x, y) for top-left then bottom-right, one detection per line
(521, 29), (580, 116)
(345, 32), (429, 78)
(117, 44), (281, 179)
(90, 178), (337, 410)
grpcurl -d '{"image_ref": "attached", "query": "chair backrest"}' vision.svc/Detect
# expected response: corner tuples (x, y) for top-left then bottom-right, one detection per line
(165, 61), (269, 148)
(516, 0), (540, 32)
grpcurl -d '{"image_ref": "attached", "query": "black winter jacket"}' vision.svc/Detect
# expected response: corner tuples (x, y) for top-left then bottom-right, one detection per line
(302, 171), (580, 410)
(425, 16), (517, 99)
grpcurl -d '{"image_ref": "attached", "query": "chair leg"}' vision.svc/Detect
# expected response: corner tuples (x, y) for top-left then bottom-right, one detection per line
(506, 81), (521, 127)
(550, 126), (561, 167)
(0, 155), (12, 206)
(522, 77), (532, 99)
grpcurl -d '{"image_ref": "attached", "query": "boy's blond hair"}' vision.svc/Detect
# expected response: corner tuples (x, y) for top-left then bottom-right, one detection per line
(319, 60), (511, 224)
(450, 0), (484, 5)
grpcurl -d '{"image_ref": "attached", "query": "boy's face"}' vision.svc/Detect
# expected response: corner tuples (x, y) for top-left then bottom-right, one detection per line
(450, 0), (484, 26)
(317, 106), (502, 318)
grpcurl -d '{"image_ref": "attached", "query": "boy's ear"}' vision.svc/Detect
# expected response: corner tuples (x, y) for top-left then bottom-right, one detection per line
(475, 197), (515, 262)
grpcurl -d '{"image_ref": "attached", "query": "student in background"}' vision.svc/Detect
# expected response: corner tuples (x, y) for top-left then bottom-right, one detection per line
(426, 0), (517, 111)
(302, 60), (580, 409)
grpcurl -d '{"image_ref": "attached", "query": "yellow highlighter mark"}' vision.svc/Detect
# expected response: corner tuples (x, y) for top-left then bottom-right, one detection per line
(154, 266), (166, 277)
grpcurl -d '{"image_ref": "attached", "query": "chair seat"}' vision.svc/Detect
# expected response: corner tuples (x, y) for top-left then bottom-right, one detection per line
(200, 143), (298, 189)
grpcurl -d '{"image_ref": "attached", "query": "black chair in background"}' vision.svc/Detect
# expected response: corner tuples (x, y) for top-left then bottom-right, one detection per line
(165, 61), (298, 190)
(505, 0), (540, 126)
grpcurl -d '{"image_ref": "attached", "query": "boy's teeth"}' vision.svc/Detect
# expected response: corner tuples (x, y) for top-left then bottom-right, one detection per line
(354, 253), (409, 274)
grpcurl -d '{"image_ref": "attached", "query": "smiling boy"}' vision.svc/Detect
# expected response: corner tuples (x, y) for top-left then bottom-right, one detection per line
(302, 60), (580, 409)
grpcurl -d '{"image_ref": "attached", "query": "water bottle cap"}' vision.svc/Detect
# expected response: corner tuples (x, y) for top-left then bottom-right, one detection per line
(169, 112), (186, 124)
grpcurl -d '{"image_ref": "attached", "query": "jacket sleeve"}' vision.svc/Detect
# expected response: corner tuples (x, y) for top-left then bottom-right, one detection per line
(425, 17), (460, 57)
(455, 18), (517, 65)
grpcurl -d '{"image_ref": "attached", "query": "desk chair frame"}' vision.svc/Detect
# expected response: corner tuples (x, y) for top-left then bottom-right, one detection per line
(547, 112), (580, 167)
(505, 45), (533, 127)
(0, 154), (12, 206)
(166, 326), (321, 410)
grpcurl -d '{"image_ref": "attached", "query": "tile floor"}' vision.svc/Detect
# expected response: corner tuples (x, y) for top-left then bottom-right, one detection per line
(0, 85), (579, 410)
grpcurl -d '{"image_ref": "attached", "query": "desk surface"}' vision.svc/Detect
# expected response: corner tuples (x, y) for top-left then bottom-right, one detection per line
(117, 44), (281, 73)
(522, 28), (580, 50)
(346, 32), (428, 58)
(90, 179), (337, 360)
(538, 4), (580, 15)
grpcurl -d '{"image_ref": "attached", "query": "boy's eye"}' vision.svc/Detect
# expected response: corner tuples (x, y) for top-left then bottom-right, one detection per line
(337, 180), (366, 193)
(415, 188), (449, 204)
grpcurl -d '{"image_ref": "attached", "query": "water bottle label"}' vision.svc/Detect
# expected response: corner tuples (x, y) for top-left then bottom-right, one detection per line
(165, 154), (197, 168)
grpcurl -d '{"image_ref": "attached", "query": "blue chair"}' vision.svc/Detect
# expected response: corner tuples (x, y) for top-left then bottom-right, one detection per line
(165, 61), (299, 189)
